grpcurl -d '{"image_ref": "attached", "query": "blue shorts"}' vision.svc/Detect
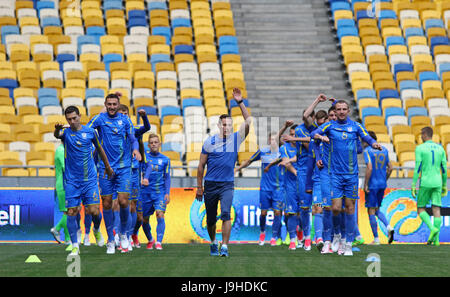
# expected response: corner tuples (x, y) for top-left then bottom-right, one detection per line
(259, 189), (285, 211)
(312, 180), (323, 206)
(141, 192), (166, 217)
(65, 180), (100, 209)
(203, 180), (234, 226)
(284, 181), (299, 214)
(320, 168), (331, 207)
(331, 173), (359, 200)
(298, 174), (312, 208)
(365, 188), (385, 208)
(99, 167), (131, 196)
(130, 168), (140, 201)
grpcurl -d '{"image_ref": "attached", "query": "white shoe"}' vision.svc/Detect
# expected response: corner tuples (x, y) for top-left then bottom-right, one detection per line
(321, 241), (332, 254)
(296, 239), (304, 249)
(93, 229), (105, 247)
(106, 242), (115, 254)
(337, 239), (346, 256)
(369, 238), (381, 245)
(50, 227), (62, 244)
(84, 234), (91, 246)
(114, 233), (120, 247)
(128, 236), (133, 252)
(331, 234), (341, 252)
(343, 242), (353, 256)
(120, 234), (129, 253)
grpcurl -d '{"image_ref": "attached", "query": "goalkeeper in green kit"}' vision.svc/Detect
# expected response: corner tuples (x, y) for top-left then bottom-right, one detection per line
(411, 127), (448, 246)
(50, 143), (70, 244)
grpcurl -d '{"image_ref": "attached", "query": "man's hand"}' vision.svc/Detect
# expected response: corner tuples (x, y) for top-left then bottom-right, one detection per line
(279, 159), (291, 168)
(54, 123), (64, 130)
(137, 109), (147, 118)
(264, 166), (270, 173)
(233, 88), (242, 102)
(164, 194), (170, 205)
(281, 134), (294, 142)
(104, 166), (115, 180)
(141, 178), (149, 186)
(132, 149), (142, 161)
(364, 184), (369, 193)
(411, 187), (417, 199)
(372, 142), (382, 151)
(316, 160), (324, 169)
(115, 91), (122, 98)
(285, 120), (294, 127)
(196, 187), (203, 201)
(319, 135), (330, 143)
(317, 94), (327, 102)
(328, 97), (336, 104)
(442, 186), (448, 197)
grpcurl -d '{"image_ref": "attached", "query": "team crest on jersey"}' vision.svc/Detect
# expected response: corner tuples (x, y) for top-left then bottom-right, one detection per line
(118, 120), (122, 126)
(347, 127), (353, 132)
(82, 133), (87, 138)
(158, 159), (163, 165)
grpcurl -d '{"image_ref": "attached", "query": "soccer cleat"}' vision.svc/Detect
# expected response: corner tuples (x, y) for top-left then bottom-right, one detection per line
(114, 232), (120, 248)
(106, 242), (115, 254)
(84, 234), (91, 246)
(258, 232), (265, 246)
(50, 227), (62, 244)
(155, 242), (162, 250)
(427, 227), (439, 245)
(131, 234), (141, 248)
(343, 243), (353, 256)
(270, 238), (277, 246)
(388, 229), (395, 244)
(120, 234), (129, 253)
(304, 239), (312, 251)
(321, 241), (333, 254)
(288, 241), (296, 250)
(147, 239), (155, 250)
(128, 237), (133, 252)
(210, 243), (220, 256)
(337, 241), (345, 256)
(316, 238), (324, 252)
(331, 234), (341, 252)
(297, 238), (304, 249)
(220, 245), (229, 257)
(69, 246), (80, 256)
(352, 237), (364, 246)
(93, 230), (105, 247)
(276, 238), (282, 246)
(433, 233), (440, 246)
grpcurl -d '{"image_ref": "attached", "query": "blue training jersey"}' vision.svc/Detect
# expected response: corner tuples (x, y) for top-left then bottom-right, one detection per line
(61, 125), (100, 183)
(131, 119), (151, 169)
(141, 151), (171, 195)
(280, 143), (298, 190)
(363, 146), (390, 189)
(202, 131), (245, 182)
(88, 112), (137, 170)
(311, 118), (375, 175)
(249, 146), (283, 191)
(294, 123), (312, 175)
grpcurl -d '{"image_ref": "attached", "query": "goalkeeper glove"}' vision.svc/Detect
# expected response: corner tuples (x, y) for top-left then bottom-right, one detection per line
(411, 186), (417, 199)
(442, 186), (448, 197)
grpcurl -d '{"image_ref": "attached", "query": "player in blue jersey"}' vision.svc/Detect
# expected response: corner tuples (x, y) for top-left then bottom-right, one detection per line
(363, 131), (394, 245)
(117, 104), (151, 249)
(141, 133), (171, 250)
(235, 131), (286, 246)
(88, 93), (142, 254)
(196, 88), (251, 257)
(311, 100), (381, 256)
(54, 106), (114, 255)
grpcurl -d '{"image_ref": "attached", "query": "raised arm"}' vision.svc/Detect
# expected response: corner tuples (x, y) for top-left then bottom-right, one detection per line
(134, 109), (151, 138)
(303, 94), (327, 127)
(234, 88), (252, 140)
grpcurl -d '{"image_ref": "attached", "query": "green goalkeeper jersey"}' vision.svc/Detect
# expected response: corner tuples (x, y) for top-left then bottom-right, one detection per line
(55, 144), (66, 211)
(412, 140), (447, 188)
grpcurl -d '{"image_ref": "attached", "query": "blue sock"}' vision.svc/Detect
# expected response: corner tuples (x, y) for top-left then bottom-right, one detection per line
(103, 209), (115, 243)
(323, 209), (332, 242)
(375, 210), (389, 228)
(332, 213), (341, 236)
(67, 215), (79, 244)
(340, 212), (346, 239)
(119, 206), (130, 235)
(133, 219), (142, 235)
(76, 212), (81, 230)
(113, 210), (120, 234)
(300, 208), (311, 237)
(142, 222), (153, 241)
(156, 217), (165, 243)
(287, 215), (298, 240)
(92, 212), (102, 230)
(259, 214), (266, 233)
(128, 211), (137, 238)
(272, 215), (281, 239)
(354, 213), (361, 238)
(313, 213), (323, 241)
(369, 214), (378, 238)
(345, 213), (355, 243)
(84, 214), (92, 234)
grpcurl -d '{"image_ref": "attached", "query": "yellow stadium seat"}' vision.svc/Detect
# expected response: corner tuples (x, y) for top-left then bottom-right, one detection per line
(359, 27), (380, 38)
(382, 27), (402, 39)
(0, 105), (15, 115)
(401, 18), (422, 30)
(392, 125), (412, 137)
(366, 124), (388, 135)
(4, 168), (29, 176)
(404, 99), (424, 110)
(399, 151), (415, 164)
(106, 18), (127, 36)
(206, 106), (228, 117)
(407, 36), (427, 48)
(156, 79), (177, 89)
(180, 89), (201, 100)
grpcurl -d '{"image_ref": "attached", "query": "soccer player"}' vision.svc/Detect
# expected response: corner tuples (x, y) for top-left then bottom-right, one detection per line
(54, 106), (113, 255)
(235, 132), (285, 246)
(311, 100), (381, 256)
(196, 88), (251, 257)
(411, 127), (448, 246)
(363, 131), (394, 245)
(116, 104), (151, 249)
(88, 93), (142, 254)
(141, 133), (171, 250)
(50, 143), (70, 245)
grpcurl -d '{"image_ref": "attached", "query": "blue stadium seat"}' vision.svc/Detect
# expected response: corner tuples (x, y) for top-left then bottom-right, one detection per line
(384, 107), (405, 124)
(137, 106), (157, 120)
(336, 19), (356, 29)
(171, 18), (191, 30)
(393, 63), (413, 79)
(86, 88), (105, 99)
(418, 71), (439, 87)
(148, 2), (167, 11)
(219, 44), (239, 56)
(103, 0), (123, 11)
(361, 107), (382, 123)
(160, 106), (181, 123)
(219, 36), (238, 47)
(404, 27), (424, 39)
(128, 18), (147, 28)
(378, 10), (397, 21)
(174, 45), (193, 55)
(425, 19), (444, 31)
(229, 99), (249, 108)
(337, 26), (358, 42)
(330, 1), (351, 14)
(162, 142), (183, 154)
(77, 35), (98, 53)
(41, 17), (61, 28)
(379, 89), (400, 101)
(399, 80), (419, 91)
(86, 27), (106, 44)
(38, 88), (58, 99)
(356, 89), (377, 101)
(439, 63), (450, 77)
(103, 53), (122, 72)
(182, 98), (202, 110)
(36, 1), (54, 17)
(128, 10), (146, 19)
(152, 27), (171, 45)
(407, 107), (428, 124)
(386, 36), (405, 47)
(430, 36), (449, 55)
(356, 10), (374, 23)
(1, 26), (19, 44)
(38, 96), (59, 109)
(56, 54), (75, 71)
(150, 54), (171, 72)
(0, 79), (18, 98)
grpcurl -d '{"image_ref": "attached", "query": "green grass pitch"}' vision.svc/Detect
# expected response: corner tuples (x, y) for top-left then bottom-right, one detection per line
(0, 243), (449, 277)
